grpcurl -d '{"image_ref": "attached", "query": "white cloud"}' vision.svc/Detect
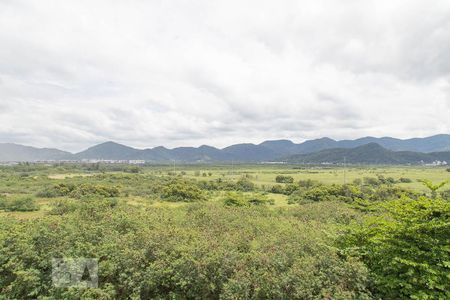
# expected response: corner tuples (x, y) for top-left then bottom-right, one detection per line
(0, 0), (449, 152)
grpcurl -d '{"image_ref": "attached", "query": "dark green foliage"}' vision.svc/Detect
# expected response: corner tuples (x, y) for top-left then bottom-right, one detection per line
(353, 178), (362, 185)
(298, 179), (321, 188)
(69, 184), (120, 199)
(125, 166), (141, 173)
(223, 192), (249, 207)
(0, 196), (38, 212)
(37, 183), (120, 199)
(0, 200), (370, 299)
(275, 175), (294, 183)
(363, 177), (382, 186)
(0, 163), (447, 299)
(399, 177), (412, 183)
(270, 184), (284, 194)
(161, 181), (206, 202)
(419, 179), (449, 199)
(440, 189), (450, 200)
(288, 184), (363, 204)
(288, 183), (419, 207)
(234, 177), (255, 191)
(36, 183), (76, 197)
(223, 192), (274, 207)
(47, 199), (80, 215)
(283, 142), (450, 164)
(341, 196), (450, 299)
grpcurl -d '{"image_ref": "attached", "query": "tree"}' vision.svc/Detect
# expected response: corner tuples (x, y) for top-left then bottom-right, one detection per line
(419, 179), (449, 199)
(341, 196), (450, 299)
(275, 175), (294, 183)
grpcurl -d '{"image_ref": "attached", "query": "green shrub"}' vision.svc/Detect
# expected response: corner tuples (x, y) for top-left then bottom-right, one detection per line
(235, 177), (255, 191)
(37, 183), (120, 199)
(161, 181), (206, 202)
(298, 179), (321, 189)
(288, 184), (363, 204)
(363, 177), (381, 186)
(68, 184), (120, 199)
(36, 183), (76, 197)
(270, 184), (284, 194)
(0, 201), (371, 299)
(48, 199), (79, 215)
(275, 175), (294, 183)
(399, 177), (412, 183)
(419, 179), (449, 199)
(440, 189), (450, 200)
(246, 193), (274, 206)
(341, 196), (450, 299)
(352, 178), (362, 185)
(223, 192), (273, 207)
(222, 192), (249, 207)
(288, 183), (418, 206)
(0, 196), (39, 212)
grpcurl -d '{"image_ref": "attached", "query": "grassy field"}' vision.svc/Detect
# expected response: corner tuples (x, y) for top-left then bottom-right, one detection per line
(1, 163), (449, 298)
(152, 164), (449, 191)
(1, 164), (448, 218)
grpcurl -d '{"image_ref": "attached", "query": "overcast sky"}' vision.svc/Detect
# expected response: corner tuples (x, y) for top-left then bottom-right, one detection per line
(0, 0), (449, 152)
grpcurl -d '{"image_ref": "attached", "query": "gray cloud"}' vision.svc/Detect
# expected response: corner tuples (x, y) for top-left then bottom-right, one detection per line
(0, 0), (449, 152)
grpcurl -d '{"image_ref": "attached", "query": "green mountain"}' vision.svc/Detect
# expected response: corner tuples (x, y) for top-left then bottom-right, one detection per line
(282, 143), (450, 164)
(0, 143), (74, 162)
(1, 134), (450, 163)
(74, 141), (140, 160)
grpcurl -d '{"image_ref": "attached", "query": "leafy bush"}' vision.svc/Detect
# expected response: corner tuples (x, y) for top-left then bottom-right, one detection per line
(68, 184), (120, 199)
(398, 177), (412, 183)
(440, 189), (450, 200)
(0, 196), (39, 212)
(223, 192), (273, 207)
(36, 183), (76, 197)
(288, 183), (418, 206)
(288, 184), (363, 204)
(419, 179), (449, 199)
(161, 181), (206, 202)
(270, 184), (284, 194)
(37, 183), (120, 199)
(275, 175), (294, 183)
(47, 199), (79, 215)
(363, 177), (381, 186)
(270, 183), (298, 195)
(341, 196), (450, 299)
(222, 192), (249, 207)
(298, 179), (321, 189)
(0, 201), (371, 299)
(246, 193), (274, 206)
(234, 177), (255, 191)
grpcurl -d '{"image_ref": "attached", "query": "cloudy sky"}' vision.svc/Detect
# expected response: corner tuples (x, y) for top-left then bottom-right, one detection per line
(0, 0), (449, 152)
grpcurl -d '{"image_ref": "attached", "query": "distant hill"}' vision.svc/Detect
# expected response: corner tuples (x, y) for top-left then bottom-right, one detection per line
(74, 141), (141, 160)
(0, 143), (74, 162)
(1, 134), (450, 163)
(268, 134), (450, 155)
(282, 143), (450, 164)
(328, 134), (450, 153)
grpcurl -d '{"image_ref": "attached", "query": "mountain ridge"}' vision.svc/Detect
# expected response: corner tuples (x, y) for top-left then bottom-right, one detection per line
(281, 143), (450, 164)
(1, 134), (450, 163)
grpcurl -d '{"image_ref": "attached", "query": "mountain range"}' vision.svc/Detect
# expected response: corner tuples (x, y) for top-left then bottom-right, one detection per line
(0, 134), (449, 164)
(282, 143), (450, 165)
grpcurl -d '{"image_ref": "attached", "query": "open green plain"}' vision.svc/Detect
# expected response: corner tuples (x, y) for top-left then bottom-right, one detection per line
(0, 163), (449, 299)
(0, 164), (448, 217)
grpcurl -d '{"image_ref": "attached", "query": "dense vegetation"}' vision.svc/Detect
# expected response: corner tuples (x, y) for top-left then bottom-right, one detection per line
(341, 196), (450, 299)
(0, 163), (448, 299)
